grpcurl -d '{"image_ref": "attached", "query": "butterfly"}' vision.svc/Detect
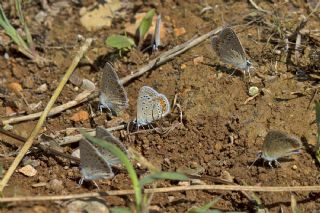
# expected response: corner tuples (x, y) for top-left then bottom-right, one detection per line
(79, 138), (114, 186)
(99, 62), (129, 115)
(211, 27), (252, 76)
(152, 15), (161, 52)
(250, 130), (302, 168)
(79, 127), (128, 186)
(136, 86), (170, 126)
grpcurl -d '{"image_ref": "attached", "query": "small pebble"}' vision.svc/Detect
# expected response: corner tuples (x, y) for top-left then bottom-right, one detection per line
(18, 165), (37, 177)
(81, 79), (96, 91)
(36, 84), (48, 93)
(248, 86), (259, 97)
(46, 179), (64, 192)
(292, 165), (298, 170)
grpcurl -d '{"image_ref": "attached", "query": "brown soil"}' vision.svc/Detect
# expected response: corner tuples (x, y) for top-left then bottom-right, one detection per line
(0, 0), (320, 212)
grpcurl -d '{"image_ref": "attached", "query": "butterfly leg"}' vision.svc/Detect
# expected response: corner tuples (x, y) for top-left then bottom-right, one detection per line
(274, 160), (281, 167)
(92, 180), (100, 189)
(78, 177), (84, 187)
(268, 160), (274, 169)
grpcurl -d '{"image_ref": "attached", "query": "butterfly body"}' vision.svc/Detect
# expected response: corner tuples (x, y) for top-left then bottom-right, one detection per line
(99, 62), (128, 115)
(211, 27), (252, 74)
(136, 86), (170, 126)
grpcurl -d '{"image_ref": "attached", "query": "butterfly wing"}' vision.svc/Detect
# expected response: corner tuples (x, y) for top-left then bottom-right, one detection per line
(79, 139), (114, 181)
(211, 27), (247, 69)
(151, 94), (171, 120)
(152, 15), (161, 51)
(263, 131), (302, 160)
(136, 86), (159, 125)
(95, 126), (128, 166)
(99, 62), (129, 115)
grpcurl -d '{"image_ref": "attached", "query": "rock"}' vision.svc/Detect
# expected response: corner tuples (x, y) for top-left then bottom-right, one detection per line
(35, 11), (47, 24)
(7, 82), (22, 93)
(71, 148), (80, 159)
(36, 84), (48, 93)
(23, 76), (35, 89)
(193, 56), (204, 65)
(174, 27), (186, 37)
(18, 165), (37, 177)
(81, 79), (95, 91)
(46, 179), (64, 192)
(66, 199), (109, 213)
(80, 0), (122, 31)
(248, 86), (259, 97)
(70, 110), (89, 122)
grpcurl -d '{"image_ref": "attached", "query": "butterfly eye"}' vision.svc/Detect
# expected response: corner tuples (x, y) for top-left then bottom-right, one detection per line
(256, 151), (263, 158)
(246, 61), (252, 67)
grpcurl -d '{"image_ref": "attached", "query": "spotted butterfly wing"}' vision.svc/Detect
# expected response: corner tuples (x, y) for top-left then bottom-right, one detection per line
(99, 62), (129, 115)
(136, 86), (170, 126)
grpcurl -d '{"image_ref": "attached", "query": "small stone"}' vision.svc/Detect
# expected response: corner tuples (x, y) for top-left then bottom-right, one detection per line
(178, 181), (190, 186)
(23, 76), (35, 89)
(193, 56), (204, 65)
(174, 27), (186, 36)
(18, 165), (37, 177)
(70, 110), (89, 122)
(35, 11), (47, 24)
(36, 84), (48, 93)
(81, 79), (96, 91)
(8, 82), (22, 93)
(168, 196), (175, 202)
(66, 199), (109, 213)
(46, 179), (64, 192)
(72, 148), (80, 159)
(292, 165), (298, 170)
(248, 86), (259, 97)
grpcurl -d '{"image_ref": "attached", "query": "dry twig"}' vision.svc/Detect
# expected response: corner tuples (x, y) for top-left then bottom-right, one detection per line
(248, 0), (271, 14)
(1, 184), (320, 202)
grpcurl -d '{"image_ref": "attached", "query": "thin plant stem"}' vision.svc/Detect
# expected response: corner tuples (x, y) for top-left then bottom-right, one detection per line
(1, 184), (320, 202)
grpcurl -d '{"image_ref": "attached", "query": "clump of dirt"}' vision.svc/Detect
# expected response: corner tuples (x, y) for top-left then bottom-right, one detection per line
(0, 0), (320, 212)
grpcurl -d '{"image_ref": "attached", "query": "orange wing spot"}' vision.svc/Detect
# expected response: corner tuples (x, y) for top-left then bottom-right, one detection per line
(158, 97), (168, 113)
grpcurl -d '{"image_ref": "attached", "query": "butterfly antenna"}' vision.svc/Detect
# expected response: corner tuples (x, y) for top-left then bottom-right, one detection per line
(248, 151), (262, 169)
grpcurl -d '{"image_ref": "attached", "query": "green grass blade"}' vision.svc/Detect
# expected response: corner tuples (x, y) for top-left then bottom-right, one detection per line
(188, 196), (221, 213)
(140, 172), (189, 186)
(15, 0), (33, 47)
(138, 9), (155, 41)
(82, 132), (142, 212)
(291, 195), (301, 213)
(0, 5), (31, 53)
(110, 207), (132, 213)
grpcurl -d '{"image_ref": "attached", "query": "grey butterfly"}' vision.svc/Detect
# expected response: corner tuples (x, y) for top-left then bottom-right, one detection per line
(250, 130), (302, 168)
(99, 62), (129, 115)
(211, 27), (252, 76)
(152, 15), (161, 52)
(79, 127), (128, 185)
(79, 138), (114, 185)
(136, 86), (170, 126)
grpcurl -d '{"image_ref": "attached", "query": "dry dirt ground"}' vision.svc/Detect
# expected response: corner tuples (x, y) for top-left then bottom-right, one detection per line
(0, 0), (320, 212)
